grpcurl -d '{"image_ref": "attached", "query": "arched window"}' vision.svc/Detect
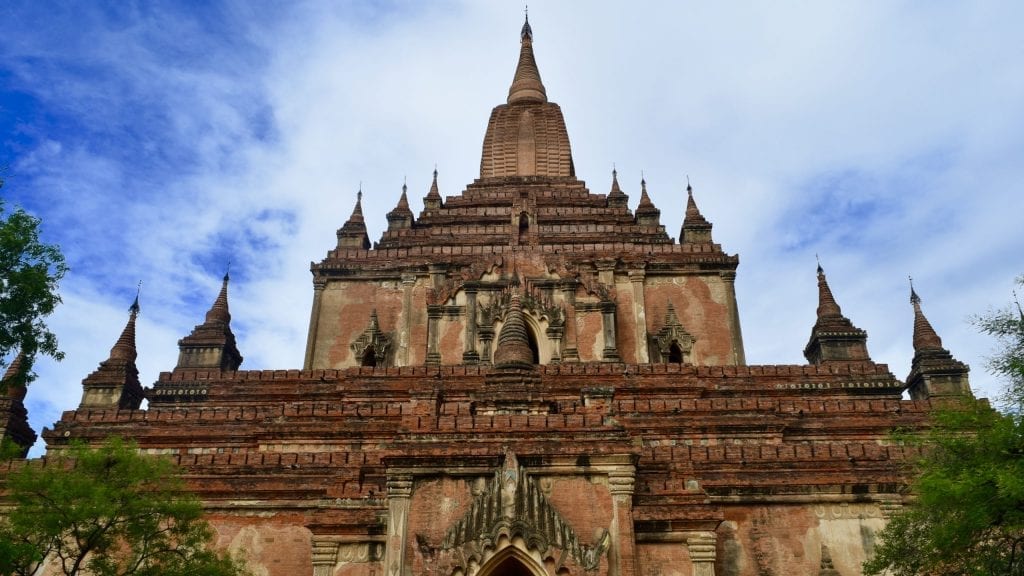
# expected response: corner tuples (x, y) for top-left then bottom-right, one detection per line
(360, 347), (377, 367)
(526, 324), (540, 364)
(518, 212), (530, 241)
(668, 340), (684, 363)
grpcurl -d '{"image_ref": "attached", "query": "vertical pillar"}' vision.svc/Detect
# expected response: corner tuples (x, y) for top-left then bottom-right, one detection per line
(545, 326), (563, 363)
(303, 278), (327, 370)
(686, 531), (717, 576)
(608, 467), (637, 576)
(561, 283), (580, 362)
(601, 301), (620, 362)
(400, 274), (417, 366)
(383, 475), (413, 576)
(719, 271), (746, 365)
(479, 325), (495, 365)
(463, 287), (479, 364)
(629, 269), (649, 363)
(311, 539), (339, 576)
(426, 306), (442, 366)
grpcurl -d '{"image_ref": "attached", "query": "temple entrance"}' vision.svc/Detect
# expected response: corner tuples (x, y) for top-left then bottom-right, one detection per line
(475, 546), (548, 576)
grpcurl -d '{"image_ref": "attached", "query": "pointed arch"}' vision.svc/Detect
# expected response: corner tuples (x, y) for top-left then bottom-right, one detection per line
(476, 545), (548, 576)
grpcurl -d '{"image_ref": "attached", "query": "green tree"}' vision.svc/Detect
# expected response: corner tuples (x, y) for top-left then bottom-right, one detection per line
(0, 175), (68, 389)
(0, 438), (250, 576)
(864, 277), (1024, 576)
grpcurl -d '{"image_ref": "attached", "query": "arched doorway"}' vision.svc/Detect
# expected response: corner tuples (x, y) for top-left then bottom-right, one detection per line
(476, 546), (548, 576)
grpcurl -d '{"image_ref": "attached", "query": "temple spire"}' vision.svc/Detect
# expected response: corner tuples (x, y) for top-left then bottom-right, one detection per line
(507, 12), (547, 104)
(337, 189), (371, 249)
(635, 176), (661, 225)
(815, 264), (843, 319)
(204, 273), (231, 326)
(906, 278), (972, 400)
(79, 295), (144, 410)
(680, 181), (713, 243)
(1, 351), (35, 456)
(3, 352), (27, 400)
(910, 278), (942, 351)
(424, 168), (442, 211)
(607, 167), (629, 208)
(386, 181), (415, 230)
(803, 263), (870, 364)
(175, 274), (243, 372)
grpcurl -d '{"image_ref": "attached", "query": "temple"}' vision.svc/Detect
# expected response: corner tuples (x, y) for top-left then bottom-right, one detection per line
(7, 15), (974, 576)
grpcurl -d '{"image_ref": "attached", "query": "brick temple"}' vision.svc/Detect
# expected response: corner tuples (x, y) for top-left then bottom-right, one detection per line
(4, 15), (975, 576)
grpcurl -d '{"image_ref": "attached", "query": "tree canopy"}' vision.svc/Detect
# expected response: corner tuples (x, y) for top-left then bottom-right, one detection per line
(0, 438), (250, 576)
(864, 276), (1024, 576)
(0, 176), (68, 389)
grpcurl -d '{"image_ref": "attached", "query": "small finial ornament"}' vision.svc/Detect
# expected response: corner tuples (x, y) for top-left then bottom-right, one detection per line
(909, 275), (920, 304)
(816, 254), (823, 275)
(130, 281), (142, 315)
(1014, 289), (1024, 323)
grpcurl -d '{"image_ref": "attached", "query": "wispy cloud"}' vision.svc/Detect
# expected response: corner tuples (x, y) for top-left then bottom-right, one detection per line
(2, 1), (1022, 455)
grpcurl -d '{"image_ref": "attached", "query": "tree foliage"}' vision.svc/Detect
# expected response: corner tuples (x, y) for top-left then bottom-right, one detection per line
(0, 438), (250, 576)
(0, 176), (68, 389)
(864, 276), (1024, 576)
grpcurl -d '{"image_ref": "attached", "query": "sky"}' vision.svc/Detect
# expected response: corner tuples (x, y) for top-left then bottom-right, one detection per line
(2, 1), (1022, 456)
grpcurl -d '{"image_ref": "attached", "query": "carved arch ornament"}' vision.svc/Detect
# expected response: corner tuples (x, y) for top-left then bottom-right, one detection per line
(350, 309), (392, 367)
(651, 303), (695, 364)
(426, 450), (611, 575)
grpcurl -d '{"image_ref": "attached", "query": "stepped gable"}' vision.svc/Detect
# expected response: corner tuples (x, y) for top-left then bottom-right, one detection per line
(803, 264), (871, 364)
(79, 296), (144, 410)
(174, 274), (243, 372)
(906, 283), (971, 400)
(0, 353), (36, 456)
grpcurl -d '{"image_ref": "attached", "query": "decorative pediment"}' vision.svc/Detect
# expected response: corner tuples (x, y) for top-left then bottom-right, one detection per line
(652, 303), (695, 364)
(481, 280), (565, 329)
(350, 310), (392, 367)
(434, 450), (609, 573)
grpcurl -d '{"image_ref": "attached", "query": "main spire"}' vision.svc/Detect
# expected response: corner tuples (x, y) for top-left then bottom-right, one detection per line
(507, 13), (547, 104)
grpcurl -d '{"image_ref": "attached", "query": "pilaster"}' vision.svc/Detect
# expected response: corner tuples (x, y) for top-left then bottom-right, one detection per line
(400, 274), (417, 366)
(561, 284), (580, 362)
(608, 467), (637, 576)
(601, 300), (620, 362)
(383, 475), (413, 576)
(426, 306), (442, 366)
(311, 539), (339, 576)
(686, 531), (717, 576)
(720, 271), (745, 365)
(303, 278), (326, 370)
(629, 269), (649, 363)
(463, 287), (480, 364)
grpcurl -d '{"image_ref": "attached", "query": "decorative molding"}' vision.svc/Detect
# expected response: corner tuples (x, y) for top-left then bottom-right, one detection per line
(651, 303), (695, 364)
(350, 310), (392, 367)
(431, 450), (611, 574)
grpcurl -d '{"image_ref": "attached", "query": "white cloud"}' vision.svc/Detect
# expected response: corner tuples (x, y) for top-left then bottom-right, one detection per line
(4, 1), (1023, 455)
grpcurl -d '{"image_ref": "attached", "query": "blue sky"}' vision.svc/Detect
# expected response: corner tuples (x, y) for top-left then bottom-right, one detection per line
(3, 2), (1023, 455)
